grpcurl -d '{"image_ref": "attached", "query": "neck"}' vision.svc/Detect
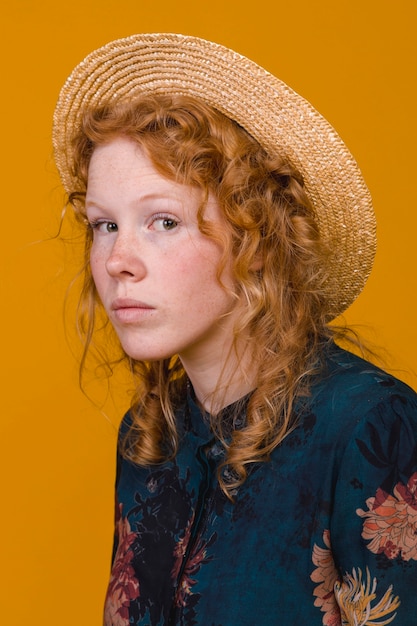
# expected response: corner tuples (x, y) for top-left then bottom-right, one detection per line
(180, 339), (256, 414)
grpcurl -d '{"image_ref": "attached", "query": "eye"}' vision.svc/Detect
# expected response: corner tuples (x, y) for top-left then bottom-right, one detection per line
(89, 220), (118, 234)
(151, 215), (179, 231)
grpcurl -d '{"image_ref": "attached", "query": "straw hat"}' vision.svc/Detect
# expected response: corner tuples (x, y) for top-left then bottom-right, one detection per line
(53, 33), (376, 318)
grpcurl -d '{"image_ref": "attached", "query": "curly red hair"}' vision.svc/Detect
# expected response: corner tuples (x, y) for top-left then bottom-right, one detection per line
(68, 94), (333, 497)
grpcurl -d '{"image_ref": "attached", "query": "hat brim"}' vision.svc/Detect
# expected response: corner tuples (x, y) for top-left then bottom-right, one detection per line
(52, 33), (376, 318)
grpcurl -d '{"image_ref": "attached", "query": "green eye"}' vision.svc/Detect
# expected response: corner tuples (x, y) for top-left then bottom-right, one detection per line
(89, 220), (118, 233)
(152, 215), (179, 231)
(162, 218), (177, 230)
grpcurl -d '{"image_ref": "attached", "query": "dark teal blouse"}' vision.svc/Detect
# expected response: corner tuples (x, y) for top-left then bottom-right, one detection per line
(104, 345), (417, 625)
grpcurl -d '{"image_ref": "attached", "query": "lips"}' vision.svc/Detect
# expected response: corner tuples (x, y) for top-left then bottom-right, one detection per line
(111, 297), (154, 311)
(111, 297), (155, 323)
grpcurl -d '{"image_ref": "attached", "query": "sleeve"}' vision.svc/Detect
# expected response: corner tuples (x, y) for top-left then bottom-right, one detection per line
(329, 387), (417, 625)
(109, 410), (132, 566)
(110, 448), (123, 566)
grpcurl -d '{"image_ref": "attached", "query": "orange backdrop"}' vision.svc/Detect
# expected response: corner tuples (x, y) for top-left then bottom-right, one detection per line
(2, 1), (416, 623)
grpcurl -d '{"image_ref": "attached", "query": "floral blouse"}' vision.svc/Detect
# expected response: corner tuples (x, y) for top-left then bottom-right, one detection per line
(104, 345), (417, 625)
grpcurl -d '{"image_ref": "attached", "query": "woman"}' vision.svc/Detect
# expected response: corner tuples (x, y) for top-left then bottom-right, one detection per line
(53, 34), (417, 625)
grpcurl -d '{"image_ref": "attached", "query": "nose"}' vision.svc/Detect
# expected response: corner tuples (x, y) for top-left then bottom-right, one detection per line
(105, 233), (146, 281)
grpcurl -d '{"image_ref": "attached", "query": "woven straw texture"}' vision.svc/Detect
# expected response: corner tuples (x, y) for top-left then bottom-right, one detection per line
(53, 33), (376, 318)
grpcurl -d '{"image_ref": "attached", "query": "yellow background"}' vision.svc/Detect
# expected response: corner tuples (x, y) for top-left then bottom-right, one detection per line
(1, 1), (416, 623)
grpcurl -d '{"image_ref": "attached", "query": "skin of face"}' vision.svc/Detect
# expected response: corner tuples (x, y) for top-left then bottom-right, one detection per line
(86, 137), (245, 402)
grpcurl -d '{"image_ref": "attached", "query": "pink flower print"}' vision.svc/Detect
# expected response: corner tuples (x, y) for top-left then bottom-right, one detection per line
(172, 515), (212, 608)
(357, 472), (417, 561)
(104, 505), (140, 626)
(396, 472), (417, 510)
(311, 530), (343, 625)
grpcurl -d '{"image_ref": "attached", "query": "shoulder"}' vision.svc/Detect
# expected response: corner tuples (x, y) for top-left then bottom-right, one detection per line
(313, 344), (416, 408)
(117, 408), (134, 440)
(305, 344), (417, 441)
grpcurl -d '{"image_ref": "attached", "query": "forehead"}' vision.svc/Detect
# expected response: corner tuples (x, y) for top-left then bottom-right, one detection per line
(87, 137), (184, 195)
(86, 136), (221, 220)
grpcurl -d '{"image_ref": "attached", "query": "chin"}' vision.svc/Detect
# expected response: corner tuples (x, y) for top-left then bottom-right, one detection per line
(120, 342), (173, 363)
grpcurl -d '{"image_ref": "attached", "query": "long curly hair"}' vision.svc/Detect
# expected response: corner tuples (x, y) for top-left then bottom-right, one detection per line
(68, 94), (334, 497)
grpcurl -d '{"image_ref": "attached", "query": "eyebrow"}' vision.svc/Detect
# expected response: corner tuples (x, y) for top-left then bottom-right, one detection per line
(85, 192), (188, 209)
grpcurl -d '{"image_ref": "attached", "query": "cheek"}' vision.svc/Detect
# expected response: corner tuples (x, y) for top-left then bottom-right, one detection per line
(180, 252), (218, 290)
(183, 257), (234, 311)
(89, 247), (107, 288)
